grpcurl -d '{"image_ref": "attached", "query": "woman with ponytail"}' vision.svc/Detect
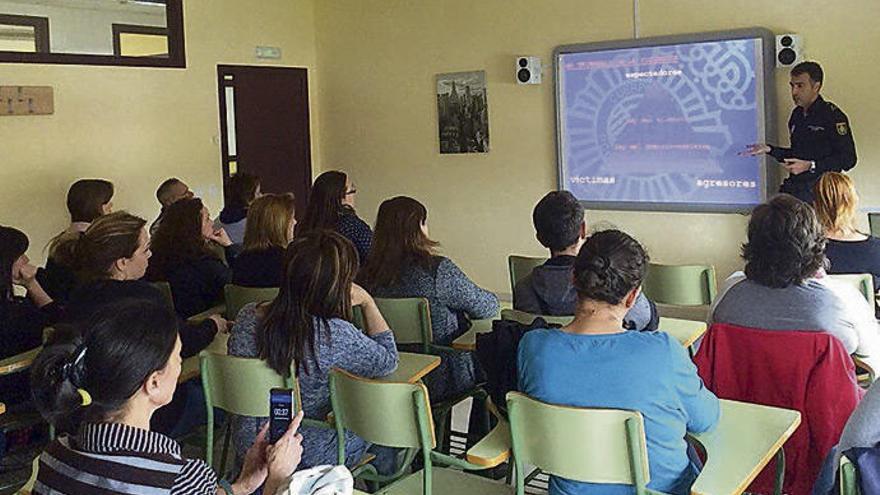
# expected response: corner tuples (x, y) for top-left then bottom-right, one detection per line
(0, 226), (60, 402)
(31, 299), (303, 495)
(64, 211), (228, 435)
(517, 230), (719, 495)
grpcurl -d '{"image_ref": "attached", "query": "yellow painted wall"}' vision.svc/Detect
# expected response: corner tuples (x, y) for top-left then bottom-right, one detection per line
(314, 0), (880, 296)
(0, 0), (319, 264)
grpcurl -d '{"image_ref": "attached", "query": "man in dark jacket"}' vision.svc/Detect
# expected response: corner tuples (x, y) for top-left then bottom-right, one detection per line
(513, 191), (658, 331)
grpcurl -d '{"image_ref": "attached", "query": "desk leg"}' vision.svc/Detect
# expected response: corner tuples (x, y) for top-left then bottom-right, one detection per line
(774, 448), (786, 495)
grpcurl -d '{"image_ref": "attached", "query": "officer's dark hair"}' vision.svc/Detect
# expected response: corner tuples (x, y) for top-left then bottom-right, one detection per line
(791, 61), (823, 85)
(573, 229), (648, 306)
(533, 191), (584, 252)
(742, 194), (826, 289)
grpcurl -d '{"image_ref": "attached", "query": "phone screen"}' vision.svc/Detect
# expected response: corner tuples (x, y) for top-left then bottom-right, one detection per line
(269, 388), (293, 444)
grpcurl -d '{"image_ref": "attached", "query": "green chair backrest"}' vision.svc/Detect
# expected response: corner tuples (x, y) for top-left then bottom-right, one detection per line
(152, 281), (174, 310)
(507, 392), (653, 494)
(224, 284), (279, 319)
(508, 255), (547, 295)
(840, 455), (860, 495)
(869, 213), (880, 239)
(199, 351), (297, 467)
(374, 297), (432, 350)
(828, 273), (875, 305)
(643, 263), (717, 306)
(329, 368), (434, 451)
(501, 308), (572, 326)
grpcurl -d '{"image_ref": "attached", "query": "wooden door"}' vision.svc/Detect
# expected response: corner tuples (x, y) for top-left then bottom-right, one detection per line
(217, 65), (312, 215)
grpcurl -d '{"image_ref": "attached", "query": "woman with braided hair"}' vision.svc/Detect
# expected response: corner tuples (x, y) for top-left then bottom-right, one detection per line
(517, 229), (719, 495)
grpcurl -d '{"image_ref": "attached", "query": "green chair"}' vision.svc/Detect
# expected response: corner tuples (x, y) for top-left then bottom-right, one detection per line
(224, 284), (279, 319)
(508, 255), (547, 296)
(369, 297), (487, 452)
(828, 273), (875, 305)
(328, 369), (511, 494)
(374, 297), (434, 354)
(869, 213), (880, 239)
(500, 308), (572, 326)
(840, 455), (860, 495)
(643, 263), (717, 306)
(199, 352), (298, 472)
(507, 391), (669, 495)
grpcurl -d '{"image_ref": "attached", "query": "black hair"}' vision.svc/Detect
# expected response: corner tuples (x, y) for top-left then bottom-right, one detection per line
(0, 226), (29, 302)
(298, 171), (352, 234)
(156, 178), (183, 206)
(226, 173), (261, 210)
(573, 229), (648, 305)
(791, 61), (823, 85)
(30, 298), (179, 435)
(742, 194), (826, 288)
(533, 191), (585, 252)
(66, 179), (114, 223)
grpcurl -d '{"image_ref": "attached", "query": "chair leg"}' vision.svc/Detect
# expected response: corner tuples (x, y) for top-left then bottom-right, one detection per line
(774, 448), (785, 495)
(219, 421), (232, 477)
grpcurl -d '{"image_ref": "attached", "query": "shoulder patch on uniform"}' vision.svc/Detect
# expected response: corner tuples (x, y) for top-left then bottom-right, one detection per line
(836, 122), (848, 135)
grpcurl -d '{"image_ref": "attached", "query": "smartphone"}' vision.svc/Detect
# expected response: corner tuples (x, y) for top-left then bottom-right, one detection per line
(269, 388), (294, 444)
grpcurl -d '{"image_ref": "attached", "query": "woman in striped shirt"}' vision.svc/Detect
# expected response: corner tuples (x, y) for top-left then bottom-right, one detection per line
(30, 298), (303, 495)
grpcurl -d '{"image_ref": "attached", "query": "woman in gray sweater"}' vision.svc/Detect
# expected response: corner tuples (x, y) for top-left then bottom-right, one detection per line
(228, 230), (399, 472)
(358, 196), (499, 402)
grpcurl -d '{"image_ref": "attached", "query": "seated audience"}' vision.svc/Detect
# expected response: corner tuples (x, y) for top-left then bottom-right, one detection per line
(514, 191), (658, 330)
(38, 179), (114, 302)
(229, 230), (399, 473)
(63, 211), (226, 435)
(65, 211), (223, 357)
(518, 229), (720, 495)
(298, 171), (372, 263)
(232, 193), (296, 288)
(359, 196), (498, 402)
(146, 197), (234, 318)
(151, 177), (194, 236)
(217, 173), (261, 246)
(31, 299), (302, 495)
(814, 172), (880, 292)
(711, 194), (880, 371)
(1, 226), (60, 403)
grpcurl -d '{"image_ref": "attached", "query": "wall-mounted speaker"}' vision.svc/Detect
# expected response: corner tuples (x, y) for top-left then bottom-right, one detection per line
(776, 34), (803, 68)
(516, 56), (542, 85)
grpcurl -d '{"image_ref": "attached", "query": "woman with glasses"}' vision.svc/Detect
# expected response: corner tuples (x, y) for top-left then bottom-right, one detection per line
(297, 170), (373, 263)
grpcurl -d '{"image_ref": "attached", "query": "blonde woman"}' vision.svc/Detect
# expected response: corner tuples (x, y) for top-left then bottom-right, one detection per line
(231, 193), (296, 288)
(814, 172), (880, 290)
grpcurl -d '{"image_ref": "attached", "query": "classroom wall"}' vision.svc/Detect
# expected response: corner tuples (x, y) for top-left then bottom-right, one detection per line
(0, 0), (320, 265)
(314, 0), (880, 297)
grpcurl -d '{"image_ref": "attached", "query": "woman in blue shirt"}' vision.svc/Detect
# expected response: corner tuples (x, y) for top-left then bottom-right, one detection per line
(518, 229), (719, 495)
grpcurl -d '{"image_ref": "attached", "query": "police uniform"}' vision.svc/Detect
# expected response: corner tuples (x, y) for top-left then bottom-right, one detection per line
(769, 95), (856, 203)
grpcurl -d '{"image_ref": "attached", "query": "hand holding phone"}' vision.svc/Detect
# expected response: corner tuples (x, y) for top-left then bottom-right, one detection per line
(269, 388), (294, 444)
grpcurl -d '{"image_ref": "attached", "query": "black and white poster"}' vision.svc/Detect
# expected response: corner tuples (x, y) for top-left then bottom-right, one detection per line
(436, 70), (489, 154)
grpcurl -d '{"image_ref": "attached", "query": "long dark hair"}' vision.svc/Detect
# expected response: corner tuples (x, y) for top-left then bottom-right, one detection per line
(73, 212), (147, 282)
(573, 230), (649, 305)
(359, 196), (439, 290)
(149, 197), (215, 278)
(0, 226), (29, 302)
(30, 298), (179, 434)
(257, 230), (357, 376)
(298, 171), (351, 234)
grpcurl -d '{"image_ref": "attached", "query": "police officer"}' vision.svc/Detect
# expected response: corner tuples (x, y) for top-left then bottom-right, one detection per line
(743, 61), (856, 203)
